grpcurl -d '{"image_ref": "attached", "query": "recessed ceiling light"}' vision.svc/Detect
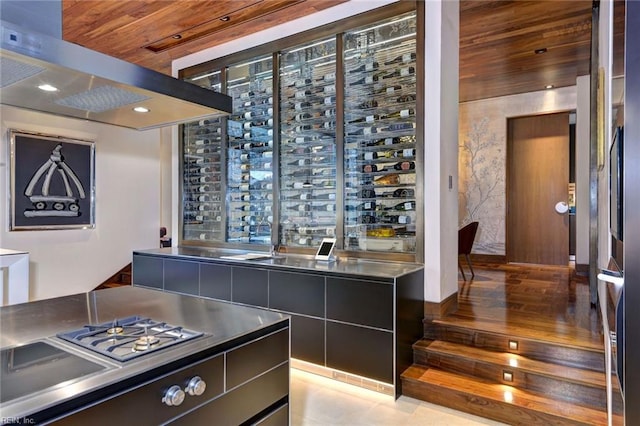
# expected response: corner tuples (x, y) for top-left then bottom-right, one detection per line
(172, 34), (182, 40)
(220, 16), (230, 22)
(38, 84), (58, 92)
(545, 85), (554, 89)
(535, 48), (548, 54)
(133, 106), (150, 113)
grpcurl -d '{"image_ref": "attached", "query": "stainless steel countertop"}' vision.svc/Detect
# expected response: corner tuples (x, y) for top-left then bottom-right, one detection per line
(134, 247), (424, 281)
(0, 286), (288, 421)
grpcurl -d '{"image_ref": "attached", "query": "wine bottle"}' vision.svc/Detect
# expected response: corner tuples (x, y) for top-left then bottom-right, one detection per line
(234, 204), (252, 211)
(359, 151), (391, 161)
(375, 85), (402, 95)
(324, 108), (336, 117)
(347, 126), (377, 136)
(324, 96), (336, 105)
(357, 100), (378, 109)
(387, 122), (415, 133)
(358, 188), (376, 199)
(294, 136), (314, 144)
(381, 66), (415, 79)
(288, 78), (312, 87)
(294, 101), (312, 111)
(349, 74), (381, 86)
(394, 148), (416, 158)
(385, 109), (416, 119)
(393, 188), (415, 198)
(349, 61), (379, 73)
(380, 215), (411, 224)
(322, 84), (336, 94)
(294, 89), (313, 99)
(397, 94), (417, 103)
(287, 204), (311, 212)
(288, 158), (311, 166)
(294, 125), (312, 132)
(358, 214), (377, 224)
(367, 137), (401, 147)
(240, 91), (255, 100)
(322, 121), (336, 130)
(311, 204), (336, 212)
(393, 161), (415, 171)
(314, 193), (336, 201)
(195, 139), (211, 145)
(295, 113), (313, 121)
(198, 119), (212, 126)
(289, 181), (313, 189)
(373, 173), (400, 185)
(317, 72), (336, 82)
(384, 52), (416, 65)
(242, 101), (255, 107)
(392, 201), (416, 211)
(347, 201), (376, 211)
(361, 163), (378, 173)
(349, 114), (381, 124)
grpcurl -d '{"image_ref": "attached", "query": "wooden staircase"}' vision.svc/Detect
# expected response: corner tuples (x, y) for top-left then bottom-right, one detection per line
(400, 263), (624, 425)
(94, 263), (132, 290)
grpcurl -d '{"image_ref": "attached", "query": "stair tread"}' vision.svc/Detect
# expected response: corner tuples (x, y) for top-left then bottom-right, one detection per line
(434, 315), (603, 352)
(417, 339), (605, 388)
(402, 365), (615, 425)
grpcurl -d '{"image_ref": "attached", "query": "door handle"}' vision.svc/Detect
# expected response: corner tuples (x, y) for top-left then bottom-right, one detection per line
(554, 201), (569, 214)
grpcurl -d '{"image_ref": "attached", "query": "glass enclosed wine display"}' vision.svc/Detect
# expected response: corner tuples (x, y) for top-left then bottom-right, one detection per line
(181, 70), (225, 243)
(278, 37), (338, 248)
(180, 4), (420, 259)
(226, 55), (275, 245)
(343, 11), (418, 253)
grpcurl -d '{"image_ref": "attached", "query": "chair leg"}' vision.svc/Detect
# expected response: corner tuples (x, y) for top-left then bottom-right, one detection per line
(458, 259), (467, 281)
(465, 254), (474, 279)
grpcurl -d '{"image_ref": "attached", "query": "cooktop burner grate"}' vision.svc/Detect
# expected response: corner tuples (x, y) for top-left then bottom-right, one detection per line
(56, 316), (204, 362)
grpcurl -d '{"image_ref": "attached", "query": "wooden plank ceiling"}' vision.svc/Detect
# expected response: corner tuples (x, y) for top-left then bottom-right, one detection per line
(62, 0), (594, 102)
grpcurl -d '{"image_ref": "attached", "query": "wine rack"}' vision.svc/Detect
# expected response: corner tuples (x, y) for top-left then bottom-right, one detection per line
(225, 55), (275, 245)
(278, 37), (338, 248)
(342, 11), (418, 253)
(182, 69), (226, 243)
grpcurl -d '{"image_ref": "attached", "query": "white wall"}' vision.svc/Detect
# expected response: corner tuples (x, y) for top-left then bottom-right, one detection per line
(0, 105), (162, 301)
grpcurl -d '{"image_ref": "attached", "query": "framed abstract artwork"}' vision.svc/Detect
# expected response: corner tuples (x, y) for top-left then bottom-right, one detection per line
(9, 130), (95, 230)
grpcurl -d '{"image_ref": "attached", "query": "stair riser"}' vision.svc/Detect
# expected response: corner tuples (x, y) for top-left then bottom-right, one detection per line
(426, 323), (604, 372)
(421, 351), (612, 412)
(401, 377), (604, 426)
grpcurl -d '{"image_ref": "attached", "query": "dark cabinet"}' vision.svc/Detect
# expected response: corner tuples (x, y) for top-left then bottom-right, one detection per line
(326, 322), (394, 384)
(132, 255), (163, 289)
(164, 259), (199, 295)
(200, 263), (232, 301)
(269, 271), (324, 317)
(232, 266), (268, 307)
(326, 277), (393, 330)
(132, 250), (423, 396)
(289, 314), (325, 365)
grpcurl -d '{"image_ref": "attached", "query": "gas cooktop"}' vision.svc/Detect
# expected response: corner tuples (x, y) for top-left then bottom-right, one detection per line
(56, 316), (204, 362)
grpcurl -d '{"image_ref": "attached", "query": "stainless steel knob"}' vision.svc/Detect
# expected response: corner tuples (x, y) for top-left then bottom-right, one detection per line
(163, 385), (185, 407)
(185, 376), (207, 396)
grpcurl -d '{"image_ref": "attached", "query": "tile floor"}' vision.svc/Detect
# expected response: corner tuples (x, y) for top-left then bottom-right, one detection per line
(290, 368), (507, 425)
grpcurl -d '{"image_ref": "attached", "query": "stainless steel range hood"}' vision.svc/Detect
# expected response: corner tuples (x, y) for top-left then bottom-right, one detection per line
(0, 19), (232, 130)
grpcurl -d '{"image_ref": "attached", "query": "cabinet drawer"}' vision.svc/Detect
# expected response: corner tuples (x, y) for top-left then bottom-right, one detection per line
(269, 271), (324, 317)
(290, 314), (324, 365)
(232, 266), (268, 307)
(132, 255), (163, 289)
(326, 277), (393, 330)
(326, 321), (393, 384)
(200, 263), (232, 301)
(164, 259), (199, 295)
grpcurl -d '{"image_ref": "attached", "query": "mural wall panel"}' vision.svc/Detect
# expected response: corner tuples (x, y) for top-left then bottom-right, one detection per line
(458, 87), (577, 255)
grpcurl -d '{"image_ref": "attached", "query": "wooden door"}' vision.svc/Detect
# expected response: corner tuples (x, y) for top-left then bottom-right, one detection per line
(507, 113), (570, 265)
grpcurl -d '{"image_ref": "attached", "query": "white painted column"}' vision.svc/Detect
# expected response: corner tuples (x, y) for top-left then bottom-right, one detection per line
(422, 0), (459, 303)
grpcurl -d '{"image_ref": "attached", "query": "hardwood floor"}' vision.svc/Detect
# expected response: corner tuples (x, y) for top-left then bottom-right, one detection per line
(402, 262), (623, 425)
